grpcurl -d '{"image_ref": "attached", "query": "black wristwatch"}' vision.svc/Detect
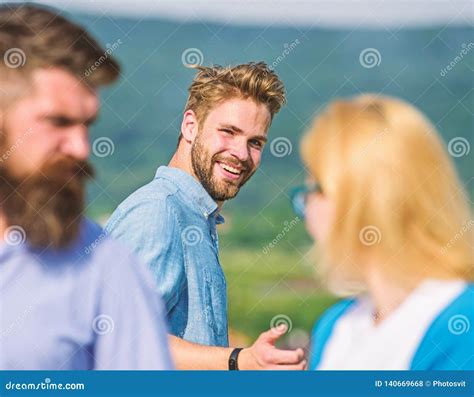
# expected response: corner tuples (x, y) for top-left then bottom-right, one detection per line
(228, 348), (243, 370)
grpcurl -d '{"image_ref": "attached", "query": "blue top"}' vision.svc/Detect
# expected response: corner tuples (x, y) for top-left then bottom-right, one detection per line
(0, 219), (173, 370)
(105, 166), (229, 347)
(309, 284), (474, 370)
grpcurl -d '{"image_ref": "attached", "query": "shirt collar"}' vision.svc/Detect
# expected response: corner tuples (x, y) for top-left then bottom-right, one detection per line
(154, 166), (225, 223)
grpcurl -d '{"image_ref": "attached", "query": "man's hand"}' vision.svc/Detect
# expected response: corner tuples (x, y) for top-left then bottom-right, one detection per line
(168, 326), (307, 370)
(238, 324), (306, 370)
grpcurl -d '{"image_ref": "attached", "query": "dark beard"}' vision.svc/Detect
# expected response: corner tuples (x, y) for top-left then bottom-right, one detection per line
(0, 157), (94, 250)
(191, 133), (256, 202)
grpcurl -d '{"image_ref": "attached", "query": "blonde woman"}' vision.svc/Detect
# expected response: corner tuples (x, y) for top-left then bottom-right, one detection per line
(291, 94), (473, 370)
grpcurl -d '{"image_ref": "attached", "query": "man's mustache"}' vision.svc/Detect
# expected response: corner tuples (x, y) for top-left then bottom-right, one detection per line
(38, 157), (95, 181)
(212, 154), (251, 172)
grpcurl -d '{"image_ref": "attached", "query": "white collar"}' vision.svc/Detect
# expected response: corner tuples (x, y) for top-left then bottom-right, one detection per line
(318, 279), (466, 370)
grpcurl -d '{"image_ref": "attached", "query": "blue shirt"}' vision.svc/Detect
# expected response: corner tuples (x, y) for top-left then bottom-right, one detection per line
(309, 283), (474, 370)
(0, 219), (173, 370)
(105, 166), (229, 347)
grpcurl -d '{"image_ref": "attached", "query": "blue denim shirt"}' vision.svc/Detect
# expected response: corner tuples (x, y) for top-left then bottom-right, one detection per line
(105, 166), (228, 347)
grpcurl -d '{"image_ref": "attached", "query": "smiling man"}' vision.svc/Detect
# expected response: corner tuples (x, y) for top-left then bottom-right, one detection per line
(106, 63), (306, 370)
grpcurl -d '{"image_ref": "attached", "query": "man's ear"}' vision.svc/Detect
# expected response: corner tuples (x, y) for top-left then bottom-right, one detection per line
(180, 109), (199, 143)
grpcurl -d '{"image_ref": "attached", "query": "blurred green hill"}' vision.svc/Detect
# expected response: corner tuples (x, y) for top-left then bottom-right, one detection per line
(72, 12), (472, 344)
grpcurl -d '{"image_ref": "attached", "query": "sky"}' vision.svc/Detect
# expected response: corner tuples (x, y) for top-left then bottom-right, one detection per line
(18, 0), (474, 28)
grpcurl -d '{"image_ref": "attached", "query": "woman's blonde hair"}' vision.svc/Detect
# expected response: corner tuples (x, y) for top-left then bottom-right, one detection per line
(301, 94), (473, 295)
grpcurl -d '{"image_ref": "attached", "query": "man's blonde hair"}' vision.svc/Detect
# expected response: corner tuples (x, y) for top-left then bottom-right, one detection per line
(301, 94), (473, 295)
(181, 62), (285, 140)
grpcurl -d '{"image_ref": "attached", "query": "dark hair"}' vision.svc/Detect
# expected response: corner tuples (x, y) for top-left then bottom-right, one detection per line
(0, 3), (120, 89)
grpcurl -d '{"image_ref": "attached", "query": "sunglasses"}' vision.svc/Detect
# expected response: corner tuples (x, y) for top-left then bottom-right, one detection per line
(289, 182), (323, 219)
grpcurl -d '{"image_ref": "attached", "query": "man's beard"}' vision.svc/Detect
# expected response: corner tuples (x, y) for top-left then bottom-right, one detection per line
(0, 156), (94, 250)
(191, 133), (256, 202)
